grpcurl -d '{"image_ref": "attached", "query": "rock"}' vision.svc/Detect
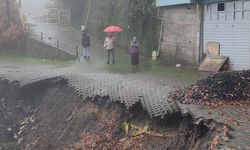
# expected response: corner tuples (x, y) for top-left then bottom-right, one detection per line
(21, 118), (29, 125)
(21, 115), (36, 125)
(176, 64), (181, 68)
(18, 137), (24, 145)
(67, 115), (73, 121)
(7, 127), (12, 131)
(14, 134), (18, 139)
(18, 126), (25, 135)
(31, 126), (37, 130)
(30, 115), (36, 123)
(0, 98), (6, 112)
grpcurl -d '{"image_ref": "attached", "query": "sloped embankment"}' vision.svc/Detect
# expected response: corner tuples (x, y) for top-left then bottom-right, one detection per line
(0, 78), (222, 150)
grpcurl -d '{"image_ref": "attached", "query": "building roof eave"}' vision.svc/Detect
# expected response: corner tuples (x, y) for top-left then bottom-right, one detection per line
(201, 0), (233, 4)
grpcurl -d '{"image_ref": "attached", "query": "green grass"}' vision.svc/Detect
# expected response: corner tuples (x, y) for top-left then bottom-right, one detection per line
(77, 51), (202, 82)
(0, 55), (75, 65)
(88, 39), (203, 82)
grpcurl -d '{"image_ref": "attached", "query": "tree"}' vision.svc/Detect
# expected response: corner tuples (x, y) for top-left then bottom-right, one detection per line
(0, 0), (26, 47)
(124, 0), (159, 53)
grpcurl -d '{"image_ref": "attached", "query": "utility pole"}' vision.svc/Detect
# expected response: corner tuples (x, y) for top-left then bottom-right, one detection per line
(84, 0), (92, 27)
(19, 0), (22, 6)
(6, 0), (11, 23)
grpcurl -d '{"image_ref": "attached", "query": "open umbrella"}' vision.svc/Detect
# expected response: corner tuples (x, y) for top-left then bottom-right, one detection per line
(103, 26), (123, 33)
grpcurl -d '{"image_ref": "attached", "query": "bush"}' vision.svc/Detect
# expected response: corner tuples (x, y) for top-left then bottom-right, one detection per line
(0, 0), (26, 47)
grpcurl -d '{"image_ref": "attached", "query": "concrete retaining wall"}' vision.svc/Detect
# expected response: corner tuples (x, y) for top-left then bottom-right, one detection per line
(0, 37), (76, 61)
(159, 4), (202, 65)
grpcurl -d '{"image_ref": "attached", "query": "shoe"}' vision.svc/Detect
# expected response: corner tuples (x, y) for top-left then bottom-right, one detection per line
(87, 56), (90, 59)
(84, 56), (86, 59)
(106, 61), (110, 64)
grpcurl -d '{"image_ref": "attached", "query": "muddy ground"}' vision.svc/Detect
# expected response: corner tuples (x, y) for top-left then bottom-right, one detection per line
(0, 78), (220, 150)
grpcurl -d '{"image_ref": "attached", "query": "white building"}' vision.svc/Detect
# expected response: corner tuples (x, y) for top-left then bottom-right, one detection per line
(203, 0), (250, 70)
(156, 0), (250, 70)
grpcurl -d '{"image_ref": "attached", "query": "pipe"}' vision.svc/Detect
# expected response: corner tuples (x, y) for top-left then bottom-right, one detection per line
(84, 0), (92, 27)
(68, 9), (71, 25)
(157, 18), (164, 57)
(199, 3), (204, 64)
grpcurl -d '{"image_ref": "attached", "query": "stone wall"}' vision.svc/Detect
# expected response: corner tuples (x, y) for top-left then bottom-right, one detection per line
(0, 37), (75, 61)
(159, 4), (202, 65)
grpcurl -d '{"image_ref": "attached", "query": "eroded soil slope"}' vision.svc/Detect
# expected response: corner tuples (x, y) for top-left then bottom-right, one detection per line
(0, 78), (218, 150)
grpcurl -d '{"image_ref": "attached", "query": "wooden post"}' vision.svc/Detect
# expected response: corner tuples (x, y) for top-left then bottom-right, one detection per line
(41, 32), (43, 40)
(75, 46), (78, 58)
(6, 0), (10, 23)
(57, 39), (59, 48)
(68, 9), (71, 25)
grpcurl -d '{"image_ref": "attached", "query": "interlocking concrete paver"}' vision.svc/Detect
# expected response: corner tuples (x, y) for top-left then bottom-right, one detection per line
(0, 60), (199, 118)
(2, 54), (249, 149)
(178, 103), (250, 149)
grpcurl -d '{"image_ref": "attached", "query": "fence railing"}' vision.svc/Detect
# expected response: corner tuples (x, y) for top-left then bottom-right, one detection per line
(29, 29), (79, 57)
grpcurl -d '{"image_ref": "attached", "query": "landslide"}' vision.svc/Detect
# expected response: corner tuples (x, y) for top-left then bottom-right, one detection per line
(0, 78), (220, 150)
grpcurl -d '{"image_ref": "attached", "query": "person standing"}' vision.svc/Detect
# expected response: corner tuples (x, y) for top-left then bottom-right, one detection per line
(130, 37), (139, 66)
(104, 33), (115, 64)
(81, 29), (91, 61)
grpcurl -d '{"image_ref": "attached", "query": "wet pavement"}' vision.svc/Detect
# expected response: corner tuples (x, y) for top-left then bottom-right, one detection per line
(21, 0), (77, 54)
(0, 58), (201, 116)
(1, 59), (250, 149)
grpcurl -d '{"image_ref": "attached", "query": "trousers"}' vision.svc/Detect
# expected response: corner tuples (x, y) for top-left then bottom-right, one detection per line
(107, 49), (115, 64)
(80, 47), (90, 62)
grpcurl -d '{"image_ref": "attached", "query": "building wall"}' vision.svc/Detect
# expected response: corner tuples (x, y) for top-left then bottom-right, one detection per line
(160, 4), (202, 65)
(203, 0), (250, 70)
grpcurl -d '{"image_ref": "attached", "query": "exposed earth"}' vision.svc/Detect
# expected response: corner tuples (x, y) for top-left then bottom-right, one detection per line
(0, 0), (249, 149)
(0, 77), (222, 150)
(169, 70), (250, 107)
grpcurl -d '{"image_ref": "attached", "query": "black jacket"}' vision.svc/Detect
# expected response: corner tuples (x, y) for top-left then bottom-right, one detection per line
(82, 33), (90, 47)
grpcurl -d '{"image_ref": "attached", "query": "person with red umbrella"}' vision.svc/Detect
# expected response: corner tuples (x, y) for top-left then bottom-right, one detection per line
(103, 26), (123, 64)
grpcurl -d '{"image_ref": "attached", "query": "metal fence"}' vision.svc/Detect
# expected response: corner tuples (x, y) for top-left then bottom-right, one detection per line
(29, 29), (79, 57)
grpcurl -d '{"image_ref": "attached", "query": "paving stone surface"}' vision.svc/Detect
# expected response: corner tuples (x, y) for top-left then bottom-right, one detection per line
(179, 103), (250, 149)
(6, 1), (249, 148)
(0, 60), (249, 149)
(0, 61), (192, 118)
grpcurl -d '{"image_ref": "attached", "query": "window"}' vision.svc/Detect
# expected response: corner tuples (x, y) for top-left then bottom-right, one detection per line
(218, 3), (225, 11)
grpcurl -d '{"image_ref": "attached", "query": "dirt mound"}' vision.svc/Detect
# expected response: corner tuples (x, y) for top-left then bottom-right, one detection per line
(169, 70), (250, 106)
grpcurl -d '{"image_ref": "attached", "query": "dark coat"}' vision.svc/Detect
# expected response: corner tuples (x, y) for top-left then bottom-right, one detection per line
(82, 33), (90, 48)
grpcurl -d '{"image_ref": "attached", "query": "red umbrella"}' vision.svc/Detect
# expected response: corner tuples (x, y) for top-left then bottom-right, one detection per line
(103, 26), (123, 33)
